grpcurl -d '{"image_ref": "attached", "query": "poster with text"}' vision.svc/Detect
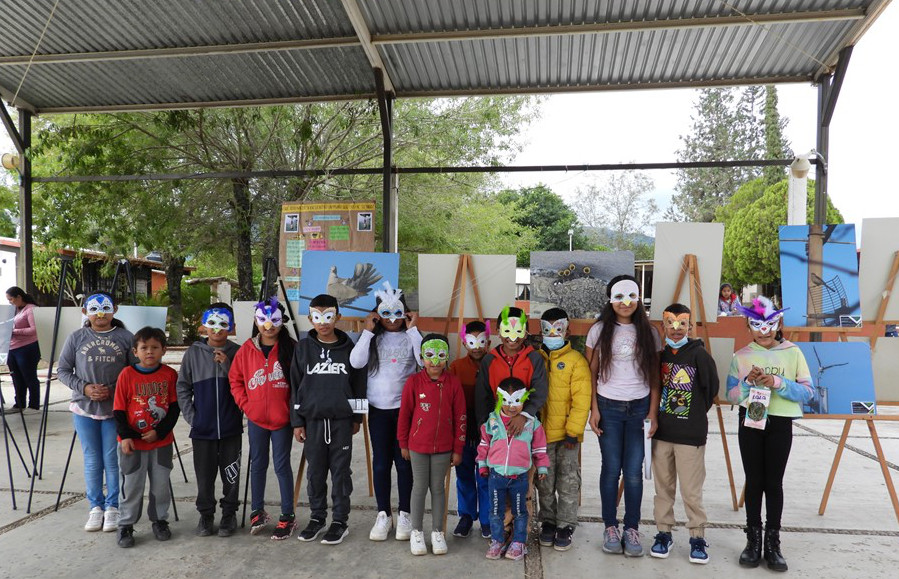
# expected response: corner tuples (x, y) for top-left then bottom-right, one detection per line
(279, 201), (376, 303)
(530, 250), (634, 319)
(297, 251), (399, 315)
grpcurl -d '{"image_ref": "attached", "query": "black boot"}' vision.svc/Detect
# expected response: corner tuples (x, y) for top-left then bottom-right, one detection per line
(739, 525), (763, 567)
(764, 527), (788, 572)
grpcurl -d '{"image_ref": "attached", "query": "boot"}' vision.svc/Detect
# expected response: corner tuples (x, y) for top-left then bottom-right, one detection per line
(739, 525), (762, 567)
(764, 527), (788, 572)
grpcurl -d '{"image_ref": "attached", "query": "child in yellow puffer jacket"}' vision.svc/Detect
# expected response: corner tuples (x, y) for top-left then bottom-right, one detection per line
(536, 307), (592, 551)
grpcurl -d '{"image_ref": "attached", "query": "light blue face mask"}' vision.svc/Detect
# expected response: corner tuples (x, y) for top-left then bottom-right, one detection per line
(666, 336), (689, 349)
(542, 336), (565, 351)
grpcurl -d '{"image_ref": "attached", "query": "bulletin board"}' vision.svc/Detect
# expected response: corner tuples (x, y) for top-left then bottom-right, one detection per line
(279, 201), (376, 302)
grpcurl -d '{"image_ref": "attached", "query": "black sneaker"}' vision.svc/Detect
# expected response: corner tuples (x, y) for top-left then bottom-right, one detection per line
(554, 526), (574, 551)
(117, 525), (135, 548)
(195, 514), (214, 537)
(218, 513), (237, 537)
(320, 521), (348, 545)
(271, 514), (297, 541)
(249, 509), (270, 535)
(453, 515), (473, 538)
(152, 520), (171, 541)
(480, 525), (491, 539)
(539, 522), (557, 547)
(298, 518), (327, 542)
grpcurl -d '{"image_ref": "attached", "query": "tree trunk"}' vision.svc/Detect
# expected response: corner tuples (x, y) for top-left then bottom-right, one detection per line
(232, 177), (254, 299)
(163, 254), (186, 345)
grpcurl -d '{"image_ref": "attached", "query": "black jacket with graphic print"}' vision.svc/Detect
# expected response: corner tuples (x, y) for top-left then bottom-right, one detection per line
(290, 329), (367, 427)
(655, 339), (719, 447)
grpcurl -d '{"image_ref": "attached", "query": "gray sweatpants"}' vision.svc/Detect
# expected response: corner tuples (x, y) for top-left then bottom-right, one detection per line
(118, 444), (173, 527)
(410, 451), (452, 532)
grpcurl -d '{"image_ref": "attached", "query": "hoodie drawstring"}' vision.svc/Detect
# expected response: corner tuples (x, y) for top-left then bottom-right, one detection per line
(324, 418), (332, 445)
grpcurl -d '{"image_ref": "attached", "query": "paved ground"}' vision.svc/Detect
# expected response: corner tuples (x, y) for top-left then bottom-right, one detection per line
(1, 348), (897, 578)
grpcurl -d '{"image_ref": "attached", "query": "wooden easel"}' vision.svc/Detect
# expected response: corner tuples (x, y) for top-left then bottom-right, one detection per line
(671, 254), (740, 511)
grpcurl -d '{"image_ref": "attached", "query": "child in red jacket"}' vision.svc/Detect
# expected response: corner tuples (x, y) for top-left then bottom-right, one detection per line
(398, 333), (466, 557)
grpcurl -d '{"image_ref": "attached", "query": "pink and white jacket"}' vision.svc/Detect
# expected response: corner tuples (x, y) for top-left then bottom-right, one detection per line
(476, 411), (549, 477)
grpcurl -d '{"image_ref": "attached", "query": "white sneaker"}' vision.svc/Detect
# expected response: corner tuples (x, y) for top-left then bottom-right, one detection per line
(84, 507), (104, 532)
(102, 506), (120, 532)
(395, 511), (412, 541)
(431, 531), (448, 555)
(410, 530), (427, 555)
(369, 510), (392, 541)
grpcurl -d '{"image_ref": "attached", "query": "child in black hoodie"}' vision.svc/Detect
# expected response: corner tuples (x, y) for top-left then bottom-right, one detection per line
(649, 303), (719, 565)
(291, 294), (367, 546)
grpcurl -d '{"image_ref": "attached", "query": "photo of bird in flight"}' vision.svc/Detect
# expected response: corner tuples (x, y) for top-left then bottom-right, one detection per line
(326, 263), (383, 306)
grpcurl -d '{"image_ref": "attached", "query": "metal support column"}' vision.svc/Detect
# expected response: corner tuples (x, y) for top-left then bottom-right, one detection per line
(814, 46), (852, 225)
(19, 109), (33, 295)
(375, 68), (395, 253)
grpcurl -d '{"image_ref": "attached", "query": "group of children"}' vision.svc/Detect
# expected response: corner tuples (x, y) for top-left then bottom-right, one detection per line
(58, 277), (812, 571)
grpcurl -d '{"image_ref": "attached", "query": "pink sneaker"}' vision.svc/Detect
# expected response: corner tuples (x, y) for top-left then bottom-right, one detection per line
(486, 540), (504, 560)
(505, 541), (527, 561)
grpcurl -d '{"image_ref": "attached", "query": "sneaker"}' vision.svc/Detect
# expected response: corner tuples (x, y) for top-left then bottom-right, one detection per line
(218, 513), (237, 537)
(117, 525), (135, 548)
(410, 529), (427, 555)
(395, 511), (412, 541)
(271, 514), (297, 541)
(369, 510), (392, 541)
(453, 515), (473, 538)
(623, 527), (644, 557)
(249, 509), (270, 535)
(431, 531), (448, 555)
(505, 541), (527, 561)
(297, 518), (327, 542)
(602, 525), (623, 554)
(195, 514), (215, 537)
(152, 520), (172, 541)
(85, 507), (104, 532)
(480, 525), (492, 540)
(554, 526), (574, 551)
(321, 521), (349, 545)
(539, 522), (557, 547)
(689, 537), (710, 564)
(650, 531), (673, 558)
(5, 405), (23, 414)
(102, 507), (120, 533)
(486, 540), (504, 560)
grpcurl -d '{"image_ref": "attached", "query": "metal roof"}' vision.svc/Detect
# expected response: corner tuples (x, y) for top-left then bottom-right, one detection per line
(0, 0), (890, 113)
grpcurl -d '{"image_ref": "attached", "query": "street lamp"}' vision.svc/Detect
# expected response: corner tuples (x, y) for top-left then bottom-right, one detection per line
(567, 228), (574, 252)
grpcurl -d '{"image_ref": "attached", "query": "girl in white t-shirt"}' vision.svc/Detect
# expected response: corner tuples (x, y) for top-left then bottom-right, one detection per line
(586, 275), (661, 558)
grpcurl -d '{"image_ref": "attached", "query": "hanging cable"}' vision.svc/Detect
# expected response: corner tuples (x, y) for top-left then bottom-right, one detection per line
(12, 0), (62, 106)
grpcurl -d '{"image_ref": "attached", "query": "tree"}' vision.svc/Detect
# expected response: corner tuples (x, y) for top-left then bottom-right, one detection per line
(0, 180), (16, 238)
(761, 86), (790, 186)
(497, 184), (590, 266)
(721, 179), (844, 289)
(572, 170), (658, 251)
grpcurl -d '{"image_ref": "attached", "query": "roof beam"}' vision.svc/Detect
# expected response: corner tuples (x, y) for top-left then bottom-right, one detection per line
(0, 37), (360, 67)
(0, 82), (37, 112)
(341, 0), (394, 94)
(371, 9), (866, 45)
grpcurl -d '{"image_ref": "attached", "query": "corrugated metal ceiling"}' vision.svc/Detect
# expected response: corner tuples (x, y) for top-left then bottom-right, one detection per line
(0, 0), (889, 113)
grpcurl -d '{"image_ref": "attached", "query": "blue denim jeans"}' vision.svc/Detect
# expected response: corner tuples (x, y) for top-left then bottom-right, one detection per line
(455, 440), (490, 527)
(72, 413), (119, 509)
(596, 394), (649, 530)
(488, 470), (529, 543)
(247, 421), (294, 515)
(368, 406), (413, 514)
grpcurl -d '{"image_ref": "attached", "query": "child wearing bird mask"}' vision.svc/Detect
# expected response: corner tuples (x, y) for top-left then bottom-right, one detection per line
(228, 296), (297, 540)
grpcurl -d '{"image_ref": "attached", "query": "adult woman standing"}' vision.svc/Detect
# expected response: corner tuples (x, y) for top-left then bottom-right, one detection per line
(6, 286), (41, 412)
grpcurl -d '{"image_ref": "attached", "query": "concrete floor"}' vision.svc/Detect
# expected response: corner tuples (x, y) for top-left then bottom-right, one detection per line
(2, 349), (897, 578)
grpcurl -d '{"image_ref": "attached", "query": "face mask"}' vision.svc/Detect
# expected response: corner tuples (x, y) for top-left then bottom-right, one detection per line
(84, 294), (114, 318)
(662, 311), (691, 331)
(609, 279), (640, 306)
(497, 387), (530, 410)
(421, 339), (449, 366)
(254, 298), (283, 330)
(540, 318), (568, 338)
(309, 307), (337, 325)
(374, 281), (405, 322)
(542, 336), (565, 351)
(202, 308), (233, 332)
(499, 306), (527, 342)
(749, 317), (780, 336)
(463, 332), (488, 350)
(666, 336), (689, 349)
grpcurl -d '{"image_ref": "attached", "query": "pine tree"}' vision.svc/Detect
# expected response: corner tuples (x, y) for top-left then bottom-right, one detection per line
(761, 85), (791, 186)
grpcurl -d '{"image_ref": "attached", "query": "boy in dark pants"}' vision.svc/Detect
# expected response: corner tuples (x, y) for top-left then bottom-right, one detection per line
(113, 327), (180, 548)
(291, 294), (367, 545)
(176, 304), (242, 537)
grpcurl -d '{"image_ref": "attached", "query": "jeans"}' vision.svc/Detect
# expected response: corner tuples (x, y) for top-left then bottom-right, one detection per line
(247, 421), (294, 515)
(368, 406), (413, 514)
(488, 470), (529, 543)
(8, 341), (41, 408)
(455, 441), (490, 527)
(596, 394), (649, 530)
(72, 413), (119, 509)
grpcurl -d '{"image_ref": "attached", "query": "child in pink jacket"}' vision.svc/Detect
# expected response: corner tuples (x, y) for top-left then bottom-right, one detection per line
(477, 377), (549, 561)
